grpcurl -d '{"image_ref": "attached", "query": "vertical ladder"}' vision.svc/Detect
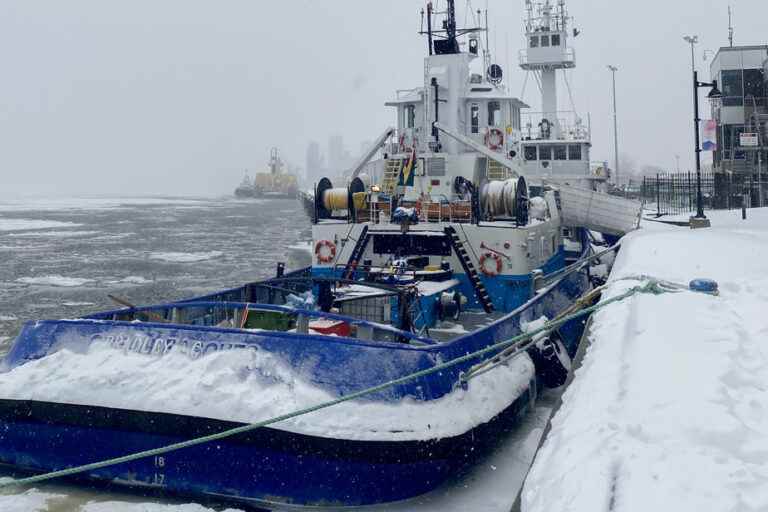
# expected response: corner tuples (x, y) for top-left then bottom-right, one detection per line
(409, 293), (429, 337)
(486, 159), (510, 181)
(341, 226), (370, 280)
(381, 159), (403, 195)
(444, 226), (495, 313)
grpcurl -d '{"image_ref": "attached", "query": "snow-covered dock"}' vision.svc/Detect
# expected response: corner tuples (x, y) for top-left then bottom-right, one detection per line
(522, 209), (768, 512)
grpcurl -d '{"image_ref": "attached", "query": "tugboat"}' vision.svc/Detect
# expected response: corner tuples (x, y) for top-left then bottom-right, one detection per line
(0, 1), (639, 508)
(234, 171), (259, 198)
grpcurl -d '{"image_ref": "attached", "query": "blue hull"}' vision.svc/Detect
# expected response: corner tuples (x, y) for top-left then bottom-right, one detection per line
(0, 260), (591, 506)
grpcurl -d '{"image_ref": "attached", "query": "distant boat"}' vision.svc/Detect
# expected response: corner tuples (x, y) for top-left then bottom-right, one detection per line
(254, 147), (299, 199)
(234, 172), (259, 198)
(234, 148), (299, 200)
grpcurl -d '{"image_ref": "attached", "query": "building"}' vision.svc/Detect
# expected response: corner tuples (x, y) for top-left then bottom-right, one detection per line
(709, 45), (768, 174)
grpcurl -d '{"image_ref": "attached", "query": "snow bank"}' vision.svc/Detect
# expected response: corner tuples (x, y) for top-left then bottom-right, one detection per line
(17, 276), (94, 287)
(522, 209), (768, 512)
(0, 219), (82, 232)
(148, 251), (223, 263)
(0, 337), (533, 442)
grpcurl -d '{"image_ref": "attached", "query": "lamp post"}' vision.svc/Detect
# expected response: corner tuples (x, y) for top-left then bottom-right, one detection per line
(683, 35), (722, 225)
(607, 65), (619, 186)
(690, 70), (722, 221)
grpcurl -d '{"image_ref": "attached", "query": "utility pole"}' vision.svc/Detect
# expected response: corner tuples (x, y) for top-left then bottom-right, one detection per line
(608, 65), (619, 186)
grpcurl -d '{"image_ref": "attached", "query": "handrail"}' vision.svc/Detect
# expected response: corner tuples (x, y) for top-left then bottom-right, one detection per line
(92, 300), (436, 345)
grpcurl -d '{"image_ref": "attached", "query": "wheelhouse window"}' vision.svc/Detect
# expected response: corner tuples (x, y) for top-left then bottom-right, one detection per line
(554, 145), (567, 160)
(530, 36), (539, 48)
(488, 101), (502, 127)
(524, 145), (537, 161)
(744, 69), (766, 104)
(551, 34), (561, 46)
(540, 35), (550, 47)
(406, 105), (416, 129)
(539, 145), (552, 160)
(471, 103), (480, 134)
(721, 69), (743, 107)
(568, 144), (582, 160)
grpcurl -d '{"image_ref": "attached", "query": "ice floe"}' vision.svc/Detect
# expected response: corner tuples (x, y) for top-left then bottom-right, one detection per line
(0, 219), (82, 232)
(17, 276), (94, 287)
(148, 251), (223, 263)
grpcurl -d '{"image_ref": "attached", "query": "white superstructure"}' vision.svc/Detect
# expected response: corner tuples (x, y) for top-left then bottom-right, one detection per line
(518, 0), (602, 186)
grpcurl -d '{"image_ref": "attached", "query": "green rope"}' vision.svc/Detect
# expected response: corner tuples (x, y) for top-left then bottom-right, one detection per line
(0, 281), (665, 489)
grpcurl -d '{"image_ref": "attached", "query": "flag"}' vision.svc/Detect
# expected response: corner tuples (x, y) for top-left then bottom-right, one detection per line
(398, 147), (417, 187)
(702, 120), (717, 152)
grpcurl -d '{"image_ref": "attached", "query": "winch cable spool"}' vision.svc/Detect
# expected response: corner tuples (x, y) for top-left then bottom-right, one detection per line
(315, 178), (334, 220)
(514, 176), (529, 225)
(0, 277), (692, 490)
(480, 176), (529, 222)
(317, 177), (367, 217)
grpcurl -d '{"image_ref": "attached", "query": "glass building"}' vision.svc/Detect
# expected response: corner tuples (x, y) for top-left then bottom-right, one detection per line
(709, 45), (768, 173)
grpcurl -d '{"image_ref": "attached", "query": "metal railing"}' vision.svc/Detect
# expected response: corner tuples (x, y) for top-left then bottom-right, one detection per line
(520, 111), (590, 142)
(357, 200), (474, 225)
(641, 171), (768, 216)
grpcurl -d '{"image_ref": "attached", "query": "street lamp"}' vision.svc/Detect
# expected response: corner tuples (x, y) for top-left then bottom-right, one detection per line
(607, 65), (619, 186)
(691, 72), (723, 221)
(683, 35), (722, 225)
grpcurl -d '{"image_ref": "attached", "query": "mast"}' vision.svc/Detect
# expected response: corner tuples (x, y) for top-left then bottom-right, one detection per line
(520, 0), (576, 139)
(728, 6), (734, 48)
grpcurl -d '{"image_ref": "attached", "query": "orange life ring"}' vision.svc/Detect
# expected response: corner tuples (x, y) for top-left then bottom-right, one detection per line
(314, 240), (336, 264)
(485, 128), (505, 151)
(479, 252), (503, 276)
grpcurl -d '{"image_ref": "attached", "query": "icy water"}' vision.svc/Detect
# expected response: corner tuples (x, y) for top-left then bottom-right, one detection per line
(0, 196), (311, 349)
(0, 195), (552, 512)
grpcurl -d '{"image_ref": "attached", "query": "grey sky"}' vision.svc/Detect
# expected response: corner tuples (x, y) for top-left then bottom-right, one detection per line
(1, 0), (765, 196)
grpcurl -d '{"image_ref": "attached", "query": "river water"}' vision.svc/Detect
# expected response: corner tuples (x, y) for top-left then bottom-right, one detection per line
(0, 195), (551, 512)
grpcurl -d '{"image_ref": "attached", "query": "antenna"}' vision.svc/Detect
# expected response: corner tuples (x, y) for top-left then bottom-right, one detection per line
(728, 6), (734, 47)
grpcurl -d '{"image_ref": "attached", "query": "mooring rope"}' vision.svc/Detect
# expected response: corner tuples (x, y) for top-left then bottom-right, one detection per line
(0, 280), (670, 489)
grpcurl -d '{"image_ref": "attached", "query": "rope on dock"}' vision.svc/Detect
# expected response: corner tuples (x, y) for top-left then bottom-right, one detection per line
(0, 280), (672, 490)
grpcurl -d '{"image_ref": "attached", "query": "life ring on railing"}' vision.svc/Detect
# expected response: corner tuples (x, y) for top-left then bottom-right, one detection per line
(485, 128), (505, 151)
(314, 240), (337, 264)
(479, 251), (503, 276)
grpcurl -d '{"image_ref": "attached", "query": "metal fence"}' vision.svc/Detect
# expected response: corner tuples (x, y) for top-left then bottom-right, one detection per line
(641, 172), (767, 217)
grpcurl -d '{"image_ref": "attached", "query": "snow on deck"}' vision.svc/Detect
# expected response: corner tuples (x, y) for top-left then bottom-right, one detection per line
(522, 209), (768, 512)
